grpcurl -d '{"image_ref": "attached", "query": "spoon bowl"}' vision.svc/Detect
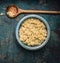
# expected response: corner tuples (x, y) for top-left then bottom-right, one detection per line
(6, 4), (22, 18)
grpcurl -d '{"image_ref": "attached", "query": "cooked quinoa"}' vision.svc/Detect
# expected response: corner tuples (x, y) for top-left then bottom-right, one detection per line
(19, 18), (47, 46)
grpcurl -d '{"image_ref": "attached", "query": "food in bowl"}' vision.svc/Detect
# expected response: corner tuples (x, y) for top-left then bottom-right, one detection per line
(19, 18), (47, 46)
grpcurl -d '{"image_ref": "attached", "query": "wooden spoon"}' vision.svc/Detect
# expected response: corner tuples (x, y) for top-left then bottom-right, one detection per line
(6, 4), (60, 18)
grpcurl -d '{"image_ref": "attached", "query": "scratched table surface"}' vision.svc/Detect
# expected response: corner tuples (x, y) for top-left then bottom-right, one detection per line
(0, 0), (60, 63)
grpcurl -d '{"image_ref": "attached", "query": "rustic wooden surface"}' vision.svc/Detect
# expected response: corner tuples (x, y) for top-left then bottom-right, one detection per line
(0, 0), (60, 63)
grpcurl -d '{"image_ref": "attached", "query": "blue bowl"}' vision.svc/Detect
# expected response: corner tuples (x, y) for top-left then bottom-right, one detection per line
(15, 14), (50, 50)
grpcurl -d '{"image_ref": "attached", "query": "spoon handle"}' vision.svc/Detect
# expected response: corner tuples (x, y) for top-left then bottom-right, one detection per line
(22, 10), (60, 14)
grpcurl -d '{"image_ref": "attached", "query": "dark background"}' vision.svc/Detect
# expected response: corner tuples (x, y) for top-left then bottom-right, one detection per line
(0, 0), (60, 63)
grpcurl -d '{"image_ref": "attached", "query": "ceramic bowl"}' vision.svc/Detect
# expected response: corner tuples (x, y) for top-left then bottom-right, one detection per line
(15, 14), (50, 50)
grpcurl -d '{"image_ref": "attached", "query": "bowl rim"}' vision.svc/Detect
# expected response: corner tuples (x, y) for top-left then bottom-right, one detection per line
(15, 14), (50, 50)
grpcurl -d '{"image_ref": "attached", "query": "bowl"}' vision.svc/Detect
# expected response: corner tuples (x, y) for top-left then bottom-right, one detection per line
(15, 14), (50, 50)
